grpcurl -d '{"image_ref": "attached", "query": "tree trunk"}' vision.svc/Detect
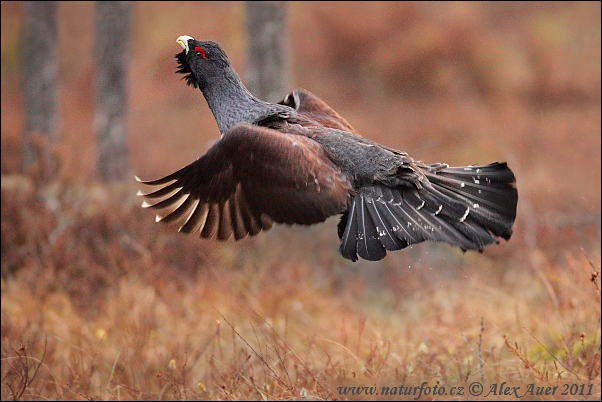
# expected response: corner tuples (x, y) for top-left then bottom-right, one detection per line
(245, 1), (290, 103)
(22, 1), (58, 178)
(95, 1), (131, 181)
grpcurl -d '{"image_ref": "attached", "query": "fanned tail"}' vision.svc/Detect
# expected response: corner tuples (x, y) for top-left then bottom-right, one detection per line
(338, 162), (518, 262)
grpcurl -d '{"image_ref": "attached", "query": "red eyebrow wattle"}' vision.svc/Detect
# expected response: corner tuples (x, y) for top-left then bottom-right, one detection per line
(194, 46), (207, 59)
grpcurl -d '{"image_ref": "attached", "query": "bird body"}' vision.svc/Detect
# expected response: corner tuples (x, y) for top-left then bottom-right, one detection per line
(136, 36), (518, 262)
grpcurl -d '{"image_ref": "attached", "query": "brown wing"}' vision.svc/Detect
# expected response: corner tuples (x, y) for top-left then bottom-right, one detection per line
(280, 88), (360, 136)
(136, 123), (352, 241)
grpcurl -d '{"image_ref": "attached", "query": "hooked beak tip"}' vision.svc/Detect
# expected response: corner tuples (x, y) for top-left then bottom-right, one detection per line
(176, 35), (194, 53)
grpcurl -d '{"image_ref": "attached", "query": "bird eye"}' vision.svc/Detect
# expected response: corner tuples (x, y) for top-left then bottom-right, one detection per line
(194, 46), (208, 60)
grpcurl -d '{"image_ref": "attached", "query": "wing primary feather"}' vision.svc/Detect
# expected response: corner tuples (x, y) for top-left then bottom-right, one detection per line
(237, 189), (263, 236)
(179, 202), (209, 234)
(153, 193), (189, 222)
(137, 181), (181, 199)
(158, 193), (196, 223)
(229, 190), (248, 240)
(217, 200), (233, 240)
(177, 198), (200, 230)
(135, 165), (189, 185)
(143, 188), (187, 210)
(201, 203), (220, 238)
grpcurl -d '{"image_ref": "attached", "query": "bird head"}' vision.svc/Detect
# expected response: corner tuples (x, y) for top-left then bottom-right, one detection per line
(175, 35), (230, 90)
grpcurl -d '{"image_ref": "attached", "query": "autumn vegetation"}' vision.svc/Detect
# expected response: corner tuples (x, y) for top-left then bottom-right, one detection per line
(1, 2), (600, 400)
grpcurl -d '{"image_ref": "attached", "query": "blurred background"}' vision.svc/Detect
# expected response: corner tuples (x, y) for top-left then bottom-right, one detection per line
(1, 2), (600, 400)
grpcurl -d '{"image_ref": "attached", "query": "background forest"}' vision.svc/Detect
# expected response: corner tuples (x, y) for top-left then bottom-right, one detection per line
(1, 2), (601, 400)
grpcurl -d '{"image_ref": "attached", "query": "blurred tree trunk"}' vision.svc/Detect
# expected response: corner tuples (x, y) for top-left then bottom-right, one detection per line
(22, 1), (58, 178)
(95, 1), (131, 181)
(245, 1), (290, 103)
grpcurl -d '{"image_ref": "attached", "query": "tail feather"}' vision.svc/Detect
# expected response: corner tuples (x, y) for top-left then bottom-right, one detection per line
(377, 188), (440, 243)
(339, 201), (359, 261)
(377, 202), (418, 243)
(355, 195), (387, 261)
(337, 162), (518, 262)
(426, 162), (517, 239)
(388, 192), (441, 242)
(395, 198), (482, 249)
(425, 179), (511, 239)
(387, 187), (475, 248)
(365, 197), (406, 251)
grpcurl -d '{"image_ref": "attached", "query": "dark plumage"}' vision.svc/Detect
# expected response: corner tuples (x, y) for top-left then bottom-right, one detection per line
(136, 35), (518, 262)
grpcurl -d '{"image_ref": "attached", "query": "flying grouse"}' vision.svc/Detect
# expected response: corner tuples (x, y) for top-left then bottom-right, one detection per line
(136, 35), (518, 262)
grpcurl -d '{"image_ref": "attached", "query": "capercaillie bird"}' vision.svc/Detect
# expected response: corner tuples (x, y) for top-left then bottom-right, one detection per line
(136, 35), (518, 262)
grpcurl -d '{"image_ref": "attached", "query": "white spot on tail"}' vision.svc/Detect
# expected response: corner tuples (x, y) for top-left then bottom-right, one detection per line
(416, 200), (425, 210)
(435, 205), (443, 215)
(459, 207), (470, 222)
(460, 182), (465, 188)
(473, 203), (480, 208)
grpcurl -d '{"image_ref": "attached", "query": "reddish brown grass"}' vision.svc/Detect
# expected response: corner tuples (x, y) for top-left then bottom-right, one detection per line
(2, 2), (600, 400)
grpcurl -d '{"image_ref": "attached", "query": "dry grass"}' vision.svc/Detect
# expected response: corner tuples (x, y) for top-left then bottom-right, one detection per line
(1, 2), (601, 400)
(1, 178), (600, 400)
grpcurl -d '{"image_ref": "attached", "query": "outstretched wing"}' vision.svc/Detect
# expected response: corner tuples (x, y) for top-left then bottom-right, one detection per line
(279, 88), (360, 136)
(136, 123), (352, 240)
